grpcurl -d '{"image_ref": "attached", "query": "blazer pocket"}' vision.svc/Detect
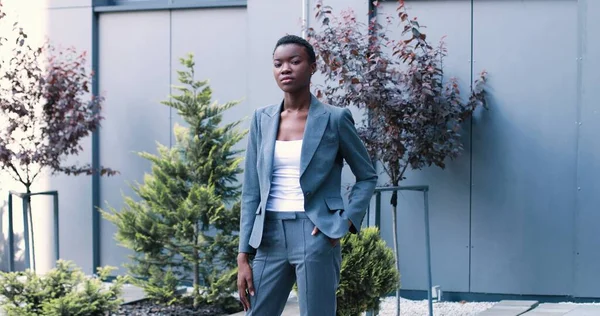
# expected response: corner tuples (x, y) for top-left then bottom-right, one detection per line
(325, 197), (345, 212)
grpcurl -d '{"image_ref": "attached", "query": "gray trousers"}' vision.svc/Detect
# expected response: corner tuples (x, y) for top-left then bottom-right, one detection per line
(247, 211), (342, 316)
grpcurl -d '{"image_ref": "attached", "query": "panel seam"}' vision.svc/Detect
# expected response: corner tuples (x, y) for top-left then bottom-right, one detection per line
(467, 0), (474, 293)
(572, 0), (586, 297)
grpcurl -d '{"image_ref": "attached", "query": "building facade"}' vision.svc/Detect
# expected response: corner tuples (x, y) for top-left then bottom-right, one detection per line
(0, 0), (599, 301)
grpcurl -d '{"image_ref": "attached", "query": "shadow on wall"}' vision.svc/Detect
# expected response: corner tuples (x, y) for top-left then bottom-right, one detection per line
(0, 200), (26, 272)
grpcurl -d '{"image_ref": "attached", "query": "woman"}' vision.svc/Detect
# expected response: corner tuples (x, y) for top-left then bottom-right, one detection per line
(237, 35), (377, 316)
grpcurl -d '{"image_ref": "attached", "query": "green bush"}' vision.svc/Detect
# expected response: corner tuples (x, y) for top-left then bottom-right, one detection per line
(141, 266), (181, 306)
(0, 260), (127, 316)
(337, 227), (399, 316)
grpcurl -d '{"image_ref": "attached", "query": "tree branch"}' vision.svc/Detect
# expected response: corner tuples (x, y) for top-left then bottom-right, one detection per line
(7, 162), (27, 187)
(30, 167), (42, 185)
(398, 162), (409, 184)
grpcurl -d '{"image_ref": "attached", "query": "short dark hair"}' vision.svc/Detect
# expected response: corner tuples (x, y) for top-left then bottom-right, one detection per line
(273, 35), (316, 64)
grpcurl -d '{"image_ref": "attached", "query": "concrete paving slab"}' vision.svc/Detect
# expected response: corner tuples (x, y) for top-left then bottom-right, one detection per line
(478, 311), (530, 316)
(478, 307), (534, 316)
(478, 300), (538, 316)
(229, 300), (300, 316)
(119, 283), (147, 304)
(495, 301), (540, 307)
(520, 303), (577, 315)
(564, 305), (600, 316)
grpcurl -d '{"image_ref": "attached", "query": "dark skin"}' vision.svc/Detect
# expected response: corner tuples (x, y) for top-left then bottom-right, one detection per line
(237, 43), (351, 312)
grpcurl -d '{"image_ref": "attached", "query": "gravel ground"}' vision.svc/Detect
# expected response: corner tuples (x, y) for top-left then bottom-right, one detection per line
(112, 300), (238, 316)
(372, 297), (495, 316)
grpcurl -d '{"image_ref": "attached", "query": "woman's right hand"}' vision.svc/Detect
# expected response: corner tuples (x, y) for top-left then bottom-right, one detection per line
(237, 253), (254, 311)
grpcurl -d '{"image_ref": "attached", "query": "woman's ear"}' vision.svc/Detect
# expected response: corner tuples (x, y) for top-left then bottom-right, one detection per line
(311, 62), (317, 75)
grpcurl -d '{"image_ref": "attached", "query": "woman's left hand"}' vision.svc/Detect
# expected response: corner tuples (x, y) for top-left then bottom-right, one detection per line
(311, 226), (339, 247)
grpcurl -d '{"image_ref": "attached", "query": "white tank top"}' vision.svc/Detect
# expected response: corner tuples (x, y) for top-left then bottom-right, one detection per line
(265, 139), (305, 212)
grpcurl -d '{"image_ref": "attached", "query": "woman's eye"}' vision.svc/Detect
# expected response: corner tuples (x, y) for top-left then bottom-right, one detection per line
(274, 63), (281, 68)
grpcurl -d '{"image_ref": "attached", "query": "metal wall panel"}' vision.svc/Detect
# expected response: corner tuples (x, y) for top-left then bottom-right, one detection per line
(170, 8), (248, 149)
(470, 0), (578, 295)
(0, 3), (95, 274)
(574, 0), (600, 298)
(246, 0), (303, 109)
(0, 0), (56, 275)
(45, 7), (95, 275)
(376, 0), (473, 292)
(47, 0), (92, 9)
(98, 11), (171, 272)
(305, 0), (370, 202)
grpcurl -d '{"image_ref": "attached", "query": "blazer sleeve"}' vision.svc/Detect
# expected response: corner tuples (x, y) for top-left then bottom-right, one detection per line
(238, 109), (261, 254)
(338, 108), (378, 234)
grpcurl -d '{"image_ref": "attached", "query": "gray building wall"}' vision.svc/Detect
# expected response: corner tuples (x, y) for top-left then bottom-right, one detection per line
(469, 0), (578, 296)
(573, 0), (600, 298)
(375, 0), (600, 298)
(46, 1), (96, 277)
(0, 0), (95, 275)
(1, 0), (599, 299)
(97, 7), (249, 273)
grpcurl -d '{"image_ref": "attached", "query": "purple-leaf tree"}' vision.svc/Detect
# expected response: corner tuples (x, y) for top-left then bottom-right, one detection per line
(0, 3), (117, 268)
(0, 5), (116, 194)
(306, 0), (488, 313)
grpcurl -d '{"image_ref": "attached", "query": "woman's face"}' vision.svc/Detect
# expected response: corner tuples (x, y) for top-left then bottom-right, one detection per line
(272, 44), (316, 94)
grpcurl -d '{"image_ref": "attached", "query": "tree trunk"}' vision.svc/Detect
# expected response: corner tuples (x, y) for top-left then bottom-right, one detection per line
(193, 222), (200, 309)
(193, 248), (200, 309)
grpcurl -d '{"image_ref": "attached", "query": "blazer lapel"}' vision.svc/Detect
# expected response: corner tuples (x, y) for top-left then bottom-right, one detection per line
(300, 95), (329, 177)
(261, 95), (329, 183)
(261, 102), (282, 194)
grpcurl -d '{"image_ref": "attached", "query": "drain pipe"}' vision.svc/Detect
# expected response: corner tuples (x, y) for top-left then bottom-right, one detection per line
(302, 0), (309, 38)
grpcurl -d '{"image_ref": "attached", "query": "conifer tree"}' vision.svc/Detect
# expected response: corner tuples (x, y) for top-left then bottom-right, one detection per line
(102, 54), (245, 309)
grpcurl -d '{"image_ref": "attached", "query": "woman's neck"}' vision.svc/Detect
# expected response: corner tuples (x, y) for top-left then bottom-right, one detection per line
(283, 90), (311, 112)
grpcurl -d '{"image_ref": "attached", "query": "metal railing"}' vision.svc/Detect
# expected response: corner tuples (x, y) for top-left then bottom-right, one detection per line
(364, 185), (433, 316)
(7, 190), (60, 272)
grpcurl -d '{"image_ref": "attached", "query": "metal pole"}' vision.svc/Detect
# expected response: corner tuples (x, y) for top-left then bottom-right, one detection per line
(8, 194), (14, 272)
(53, 192), (60, 262)
(375, 191), (381, 228)
(366, 203), (371, 227)
(424, 190), (433, 316)
(22, 197), (31, 270)
(91, 10), (102, 273)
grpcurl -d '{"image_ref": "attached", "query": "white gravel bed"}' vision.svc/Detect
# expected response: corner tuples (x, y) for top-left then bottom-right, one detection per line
(371, 297), (495, 316)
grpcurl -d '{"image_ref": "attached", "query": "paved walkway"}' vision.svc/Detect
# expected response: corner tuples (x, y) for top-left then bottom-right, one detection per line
(229, 295), (300, 316)
(116, 285), (600, 316)
(229, 301), (299, 316)
(478, 300), (600, 316)
(229, 299), (600, 316)
(119, 283), (147, 304)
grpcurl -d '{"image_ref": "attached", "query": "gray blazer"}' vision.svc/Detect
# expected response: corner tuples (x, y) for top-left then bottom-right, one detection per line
(238, 94), (378, 254)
